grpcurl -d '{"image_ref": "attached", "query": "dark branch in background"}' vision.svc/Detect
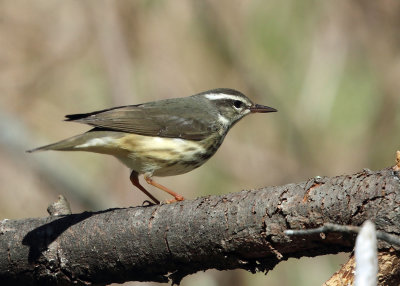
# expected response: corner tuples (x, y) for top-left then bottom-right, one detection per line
(1, 162), (400, 285)
(0, 110), (113, 210)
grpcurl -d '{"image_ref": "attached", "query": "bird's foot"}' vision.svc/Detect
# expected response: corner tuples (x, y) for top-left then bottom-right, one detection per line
(164, 196), (185, 204)
(142, 200), (158, 206)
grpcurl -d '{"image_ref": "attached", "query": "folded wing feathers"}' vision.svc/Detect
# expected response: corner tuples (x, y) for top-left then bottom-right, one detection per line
(64, 105), (212, 140)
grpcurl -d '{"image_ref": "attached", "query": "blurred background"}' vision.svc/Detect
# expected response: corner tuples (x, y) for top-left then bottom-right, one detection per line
(1, 0), (399, 285)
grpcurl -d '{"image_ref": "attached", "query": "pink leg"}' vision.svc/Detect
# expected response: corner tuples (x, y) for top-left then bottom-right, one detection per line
(130, 171), (160, 204)
(144, 175), (185, 202)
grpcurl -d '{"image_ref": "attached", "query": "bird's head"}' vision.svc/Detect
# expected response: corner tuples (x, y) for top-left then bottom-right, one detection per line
(196, 88), (277, 129)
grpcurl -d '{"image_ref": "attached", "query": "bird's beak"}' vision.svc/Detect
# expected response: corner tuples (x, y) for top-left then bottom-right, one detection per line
(250, 104), (277, 113)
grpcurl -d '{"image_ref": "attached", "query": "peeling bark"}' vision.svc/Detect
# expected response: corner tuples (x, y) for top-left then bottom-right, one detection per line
(324, 250), (400, 285)
(0, 167), (399, 285)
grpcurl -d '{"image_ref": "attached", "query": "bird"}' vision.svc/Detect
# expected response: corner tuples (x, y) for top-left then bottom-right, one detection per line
(28, 88), (277, 204)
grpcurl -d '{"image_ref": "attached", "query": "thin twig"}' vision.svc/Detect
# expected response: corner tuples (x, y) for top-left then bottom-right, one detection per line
(285, 223), (400, 246)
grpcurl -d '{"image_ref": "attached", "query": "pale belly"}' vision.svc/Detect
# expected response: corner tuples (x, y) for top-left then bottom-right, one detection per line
(76, 132), (223, 177)
(116, 134), (223, 177)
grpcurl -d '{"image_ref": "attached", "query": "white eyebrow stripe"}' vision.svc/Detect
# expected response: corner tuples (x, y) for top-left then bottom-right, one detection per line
(204, 93), (246, 102)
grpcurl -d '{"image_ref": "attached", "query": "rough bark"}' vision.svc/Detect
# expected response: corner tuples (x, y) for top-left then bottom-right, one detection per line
(1, 166), (400, 285)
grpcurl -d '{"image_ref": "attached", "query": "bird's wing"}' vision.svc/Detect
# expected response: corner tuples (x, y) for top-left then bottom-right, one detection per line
(65, 100), (218, 140)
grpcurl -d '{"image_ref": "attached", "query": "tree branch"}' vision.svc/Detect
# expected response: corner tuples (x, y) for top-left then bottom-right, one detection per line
(1, 166), (400, 285)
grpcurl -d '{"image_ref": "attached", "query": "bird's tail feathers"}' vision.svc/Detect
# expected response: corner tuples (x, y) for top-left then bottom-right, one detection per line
(27, 134), (88, 153)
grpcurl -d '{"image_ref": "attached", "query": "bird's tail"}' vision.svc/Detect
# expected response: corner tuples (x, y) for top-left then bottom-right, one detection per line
(27, 130), (124, 154)
(26, 134), (86, 153)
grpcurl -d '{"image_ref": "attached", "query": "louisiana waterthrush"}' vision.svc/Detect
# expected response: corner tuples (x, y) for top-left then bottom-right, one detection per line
(28, 88), (277, 204)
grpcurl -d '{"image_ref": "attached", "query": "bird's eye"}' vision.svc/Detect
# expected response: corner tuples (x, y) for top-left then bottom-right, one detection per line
(233, 100), (243, 109)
